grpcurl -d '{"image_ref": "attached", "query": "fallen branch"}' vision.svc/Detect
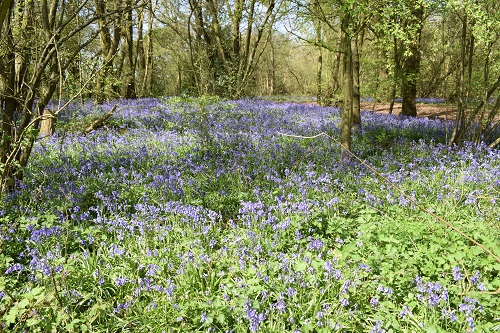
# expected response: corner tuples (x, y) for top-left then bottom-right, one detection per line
(84, 104), (118, 134)
(488, 135), (500, 149)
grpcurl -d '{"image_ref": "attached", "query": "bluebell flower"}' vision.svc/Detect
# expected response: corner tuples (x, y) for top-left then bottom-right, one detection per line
(115, 277), (128, 286)
(398, 305), (412, 318)
(114, 300), (132, 313)
(370, 320), (386, 333)
(146, 264), (160, 277)
(245, 299), (267, 333)
(316, 310), (323, 319)
(452, 266), (463, 281)
(5, 263), (24, 274)
(286, 287), (296, 297)
(358, 263), (371, 272)
(274, 298), (286, 314)
(470, 271), (481, 285)
(324, 260), (334, 274)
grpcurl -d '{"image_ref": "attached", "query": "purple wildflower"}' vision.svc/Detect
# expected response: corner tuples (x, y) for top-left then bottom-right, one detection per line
(398, 305), (412, 318)
(5, 263), (24, 274)
(370, 320), (386, 333)
(115, 277), (128, 286)
(452, 266), (463, 281)
(370, 297), (379, 307)
(274, 298), (286, 314)
(245, 299), (267, 333)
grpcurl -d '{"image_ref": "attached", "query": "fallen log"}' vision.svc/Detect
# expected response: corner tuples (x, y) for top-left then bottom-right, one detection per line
(84, 104), (118, 135)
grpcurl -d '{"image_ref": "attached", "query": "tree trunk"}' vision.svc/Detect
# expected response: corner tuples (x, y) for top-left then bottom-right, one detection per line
(122, 0), (137, 99)
(96, 0), (122, 103)
(143, 0), (154, 96)
(135, 5), (146, 97)
(449, 16), (468, 146)
(316, 44), (323, 105)
(352, 33), (361, 126)
(401, 73), (418, 117)
(400, 5), (423, 117)
(1, 19), (16, 169)
(326, 39), (341, 106)
(389, 36), (399, 114)
(39, 109), (57, 138)
(340, 15), (353, 162)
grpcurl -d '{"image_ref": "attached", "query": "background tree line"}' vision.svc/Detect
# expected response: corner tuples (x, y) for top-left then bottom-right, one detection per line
(0, 0), (499, 187)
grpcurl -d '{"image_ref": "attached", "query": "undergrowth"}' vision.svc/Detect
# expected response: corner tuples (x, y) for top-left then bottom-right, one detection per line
(1, 98), (499, 332)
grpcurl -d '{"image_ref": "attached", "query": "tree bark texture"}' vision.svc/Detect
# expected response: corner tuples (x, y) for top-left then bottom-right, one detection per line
(340, 15), (353, 162)
(400, 4), (423, 117)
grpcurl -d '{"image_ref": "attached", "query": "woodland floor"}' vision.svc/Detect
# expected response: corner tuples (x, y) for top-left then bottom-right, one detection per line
(360, 102), (456, 120)
(361, 101), (500, 122)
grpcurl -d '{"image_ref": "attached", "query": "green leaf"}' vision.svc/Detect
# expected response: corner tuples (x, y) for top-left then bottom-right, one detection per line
(217, 313), (226, 324)
(25, 287), (44, 300)
(17, 298), (30, 309)
(295, 261), (308, 272)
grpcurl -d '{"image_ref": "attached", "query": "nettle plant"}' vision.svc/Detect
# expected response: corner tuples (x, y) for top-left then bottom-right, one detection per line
(1, 98), (499, 332)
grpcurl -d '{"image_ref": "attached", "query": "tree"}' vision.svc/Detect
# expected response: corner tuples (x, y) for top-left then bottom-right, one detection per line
(399, 1), (425, 117)
(95, 0), (123, 102)
(447, 0), (500, 146)
(157, 0), (282, 97)
(0, 0), (126, 193)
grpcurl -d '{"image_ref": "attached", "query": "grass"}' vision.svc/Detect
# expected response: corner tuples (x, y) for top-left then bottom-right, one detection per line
(1, 97), (499, 332)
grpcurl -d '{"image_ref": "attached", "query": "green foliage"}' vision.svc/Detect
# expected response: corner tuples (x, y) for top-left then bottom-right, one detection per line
(1, 99), (499, 332)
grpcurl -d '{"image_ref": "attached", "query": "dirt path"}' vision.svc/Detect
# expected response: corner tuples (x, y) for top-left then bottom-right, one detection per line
(360, 102), (456, 120)
(362, 102), (500, 123)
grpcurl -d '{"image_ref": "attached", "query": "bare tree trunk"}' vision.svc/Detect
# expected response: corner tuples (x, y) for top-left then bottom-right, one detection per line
(1, 15), (16, 171)
(316, 33), (323, 104)
(400, 5), (423, 117)
(96, 0), (122, 103)
(144, 0), (154, 96)
(123, 0), (137, 99)
(0, 0), (14, 28)
(352, 32), (361, 126)
(340, 15), (353, 162)
(389, 36), (400, 115)
(449, 16), (468, 146)
(135, 4), (146, 97)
